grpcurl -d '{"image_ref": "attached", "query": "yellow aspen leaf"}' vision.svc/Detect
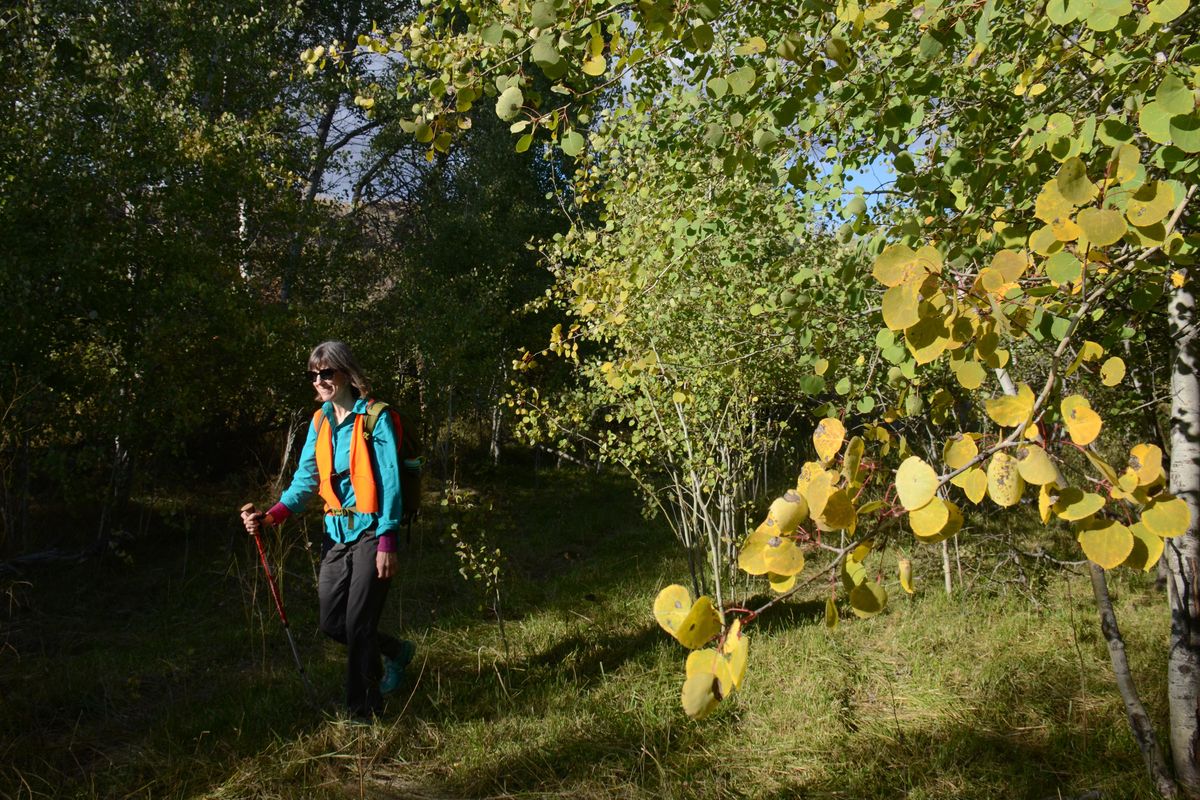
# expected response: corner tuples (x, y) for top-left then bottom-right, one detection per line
(1125, 181), (1175, 227)
(850, 580), (888, 619)
(817, 489), (857, 532)
(1077, 208), (1128, 246)
(675, 595), (722, 649)
(1035, 178), (1075, 223)
(1100, 356), (1126, 386)
(882, 281), (921, 331)
(1057, 157), (1099, 205)
(952, 466), (988, 504)
(1085, 449), (1120, 483)
(813, 417), (847, 463)
(1061, 395), (1102, 445)
(1173, 271), (1186, 288)
(825, 595), (839, 629)
(850, 540), (874, 563)
(1066, 340), (1104, 377)
(654, 585), (693, 636)
(795, 460), (825, 494)
(768, 572), (796, 593)
(1141, 494), (1192, 538)
(1030, 223), (1062, 255)
(985, 382), (1035, 428)
(905, 314), (951, 364)
(738, 525), (773, 575)
(1054, 488), (1106, 521)
(909, 497), (949, 536)
(1038, 483), (1057, 523)
(682, 650), (725, 719)
(1051, 215), (1083, 242)
(582, 54), (606, 76)
(1126, 521), (1165, 572)
(722, 620), (749, 687)
(896, 457), (938, 510)
(914, 499), (963, 543)
(1015, 444), (1061, 486)
(1128, 443), (1164, 486)
(804, 470), (834, 518)
(952, 357), (987, 390)
(991, 249), (1030, 283)
(762, 534), (806, 576)
(767, 491), (809, 534)
(899, 558), (914, 594)
(987, 451), (1025, 507)
(872, 244), (918, 286)
(1076, 518), (1134, 570)
(944, 434), (980, 470)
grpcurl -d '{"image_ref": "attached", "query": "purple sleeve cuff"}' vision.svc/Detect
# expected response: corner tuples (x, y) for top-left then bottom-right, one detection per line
(377, 532), (397, 552)
(266, 503), (291, 524)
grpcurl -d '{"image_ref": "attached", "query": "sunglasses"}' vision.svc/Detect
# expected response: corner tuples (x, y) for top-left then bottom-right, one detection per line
(305, 367), (340, 383)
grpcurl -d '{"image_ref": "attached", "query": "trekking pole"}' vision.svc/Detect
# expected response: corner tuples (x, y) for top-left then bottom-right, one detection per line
(240, 503), (318, 705)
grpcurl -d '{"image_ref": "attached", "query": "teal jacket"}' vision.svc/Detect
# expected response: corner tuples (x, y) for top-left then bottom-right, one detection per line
(270, 397), (402, 548)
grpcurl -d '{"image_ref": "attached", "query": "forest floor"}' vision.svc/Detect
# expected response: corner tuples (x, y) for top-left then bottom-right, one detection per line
(0, 461), (1173, 799)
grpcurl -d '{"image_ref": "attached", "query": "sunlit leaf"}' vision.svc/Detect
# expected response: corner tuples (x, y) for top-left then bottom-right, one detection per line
(1125, 522), (1165, 572)
(987, 451), (1025, 507)
(1141, 494), (1192, 538)
(944, 434), (979, 470)
(896, 456), (938, 510)
(1061, 395), (1103, 445)
(1077, 517), (1134, 569)
(899, 558), (914, 594)
(767, 491), (809, 534)
(1054, 487), (1106, 521)
(1128, 444), (1164, 487)
(813, 417), (846, 463)
(985, 382), (1035, 428)
(1015, 444), (1061, 486)
(1100, 357), (1126, 387)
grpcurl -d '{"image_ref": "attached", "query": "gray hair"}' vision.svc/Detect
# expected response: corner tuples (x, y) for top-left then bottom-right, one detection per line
(308, 340), (370, 399)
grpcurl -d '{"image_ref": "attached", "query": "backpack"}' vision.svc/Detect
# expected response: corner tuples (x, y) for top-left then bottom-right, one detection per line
(362, 399), (424, 527)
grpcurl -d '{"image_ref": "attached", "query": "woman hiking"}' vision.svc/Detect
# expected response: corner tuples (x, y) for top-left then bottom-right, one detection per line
(241, 340), (414, 719)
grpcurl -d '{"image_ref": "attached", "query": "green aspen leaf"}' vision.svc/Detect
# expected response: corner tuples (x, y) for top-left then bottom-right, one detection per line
(727, 66), (757, 96)
(1046, 112), (1075, 139)
(1077, 208), (1127, 246)
(1030, 224), (1063, 256)
(704, 123), (726, 148)
(1047, 0), (1080, 23)
(515, 133), (533, 152)
(707, 77), (728, 98)
(1126, 181), (1175, 227)
(532, 35), (566, 79)
(496, 85), (524, 121)
(689, 23), (715, 53)
(560, 130), (585, 157)
(1086, 0), (1131, 30)
(529, 0), (556, 28)
(753, 128), (779, 151)
(415, 122), (434, 143)
(1157, 75), (1196, 115)
(799, 375), (826, 395)
(857, 396), (876, 413)
(835, 376), (852, 395)
(1057, 157), (1098, 204)
(844, 196), (867, 218)
(734, 35), (767, 55)
(1046, 251), (1083, 285)
(1148, 0), (1188, 22)
(1140, 101), (1174, 145)
(1077, 518), (1134, 569)
(1169, 115), (1200, 153)
(777, 32), (805, 60)
(825, 595), (839, 628)
(1098, 118), (1135, 146)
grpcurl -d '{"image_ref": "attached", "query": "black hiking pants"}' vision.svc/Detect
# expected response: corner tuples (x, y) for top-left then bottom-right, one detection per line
(318, 532), (403, 716)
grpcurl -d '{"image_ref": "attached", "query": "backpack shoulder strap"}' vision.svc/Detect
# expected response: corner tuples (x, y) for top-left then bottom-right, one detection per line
(363, 399), (390, 441)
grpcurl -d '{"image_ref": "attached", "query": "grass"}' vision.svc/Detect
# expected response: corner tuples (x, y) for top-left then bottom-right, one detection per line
(0, 461), (1174, 799)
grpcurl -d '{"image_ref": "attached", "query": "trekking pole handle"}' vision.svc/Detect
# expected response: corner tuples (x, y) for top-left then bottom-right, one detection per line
(240, 503), (290, 627)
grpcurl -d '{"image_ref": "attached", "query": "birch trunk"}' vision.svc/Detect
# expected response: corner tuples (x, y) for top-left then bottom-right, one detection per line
(1167, 274), (1200, 797)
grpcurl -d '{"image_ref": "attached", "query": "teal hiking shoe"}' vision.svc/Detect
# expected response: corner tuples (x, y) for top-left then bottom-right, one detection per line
(381, 639), (416, 695)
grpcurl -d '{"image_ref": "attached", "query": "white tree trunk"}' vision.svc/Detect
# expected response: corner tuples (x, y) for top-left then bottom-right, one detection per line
(1167, 274), (1200, 797)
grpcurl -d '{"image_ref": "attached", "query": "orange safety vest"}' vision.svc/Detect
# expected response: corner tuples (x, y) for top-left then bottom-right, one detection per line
(311, 410), (379, 514)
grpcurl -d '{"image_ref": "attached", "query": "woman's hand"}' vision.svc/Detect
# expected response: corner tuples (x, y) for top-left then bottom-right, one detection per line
(376, 549), (399, 580)
(240, 507), (274, 536)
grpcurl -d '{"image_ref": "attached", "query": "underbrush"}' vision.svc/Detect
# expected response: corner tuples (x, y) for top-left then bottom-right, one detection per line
(0, 466), (1170, 799)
